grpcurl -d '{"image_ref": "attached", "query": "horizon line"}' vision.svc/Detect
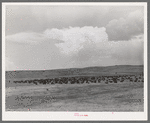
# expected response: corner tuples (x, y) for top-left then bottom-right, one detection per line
(5, 64), (144, 72)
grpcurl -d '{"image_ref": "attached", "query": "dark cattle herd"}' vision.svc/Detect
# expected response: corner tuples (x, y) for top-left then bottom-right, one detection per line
(12, 73), (144, 85)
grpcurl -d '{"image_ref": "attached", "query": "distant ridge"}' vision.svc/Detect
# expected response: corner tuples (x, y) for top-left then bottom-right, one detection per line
(6, 65), (143, 80)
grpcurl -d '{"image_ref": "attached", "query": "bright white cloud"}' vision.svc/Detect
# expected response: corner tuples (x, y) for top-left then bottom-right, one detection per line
(43, 27), (143, 68)
(44, 27), (108, 55)
(5, 26), (144, 70)
(70, 34), (144, 67)
(5, 5), (145, 70)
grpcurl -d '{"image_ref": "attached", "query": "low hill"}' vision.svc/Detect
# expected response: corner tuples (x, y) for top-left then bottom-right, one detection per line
(6, 65), (143, 80)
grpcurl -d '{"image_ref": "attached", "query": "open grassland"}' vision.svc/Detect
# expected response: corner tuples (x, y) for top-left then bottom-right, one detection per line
(5, 65), (144, 111)
(6, 82), (143, 111)
(6, 65), (143, 80)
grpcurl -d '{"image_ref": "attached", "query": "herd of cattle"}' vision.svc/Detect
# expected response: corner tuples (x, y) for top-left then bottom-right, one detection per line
(13, 73), (144, 85)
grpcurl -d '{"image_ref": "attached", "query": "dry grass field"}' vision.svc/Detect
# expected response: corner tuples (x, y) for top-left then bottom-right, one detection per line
(6, 82), (143, 111)
(5, 65), (144, 112)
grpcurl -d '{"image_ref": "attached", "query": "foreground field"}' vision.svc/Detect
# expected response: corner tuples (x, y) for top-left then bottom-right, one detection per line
(6, 82), (144, 111)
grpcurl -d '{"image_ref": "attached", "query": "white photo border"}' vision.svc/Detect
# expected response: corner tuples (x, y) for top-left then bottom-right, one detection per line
(2, 2), (148, 121)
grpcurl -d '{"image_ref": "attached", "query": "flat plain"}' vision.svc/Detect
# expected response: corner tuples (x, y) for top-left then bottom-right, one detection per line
(5, 65), (144, 111)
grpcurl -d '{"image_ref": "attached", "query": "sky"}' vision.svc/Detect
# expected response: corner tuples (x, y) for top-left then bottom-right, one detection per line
(5, 4), (144, 70)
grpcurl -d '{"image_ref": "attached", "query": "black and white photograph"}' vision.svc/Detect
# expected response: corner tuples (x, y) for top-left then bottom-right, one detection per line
(2, 2), (147, 120)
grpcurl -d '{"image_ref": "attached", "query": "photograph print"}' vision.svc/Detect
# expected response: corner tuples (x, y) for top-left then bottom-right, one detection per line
(2, 2), (147, 121)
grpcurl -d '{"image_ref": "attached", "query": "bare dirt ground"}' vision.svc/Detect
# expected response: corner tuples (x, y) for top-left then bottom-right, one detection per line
(6, 82), (144, 112)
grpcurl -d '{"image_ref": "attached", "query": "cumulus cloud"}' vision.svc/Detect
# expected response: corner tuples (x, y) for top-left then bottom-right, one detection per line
(44, 27), (108, 55)
(43, 27), (143, 67)
(5, 6), (145, 70)
(69, 34), (144, 67)
(106, 10), (144, 41)
(5, 26), (144, 70)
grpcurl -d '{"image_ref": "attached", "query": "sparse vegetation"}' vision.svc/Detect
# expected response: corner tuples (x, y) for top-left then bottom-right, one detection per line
(5, 65), (144, 111)
(9, 74), (144, 85)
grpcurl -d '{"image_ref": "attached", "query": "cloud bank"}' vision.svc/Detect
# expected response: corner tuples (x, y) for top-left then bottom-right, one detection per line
(5, 26), (144, 70)
(106, 10), (144, 41)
